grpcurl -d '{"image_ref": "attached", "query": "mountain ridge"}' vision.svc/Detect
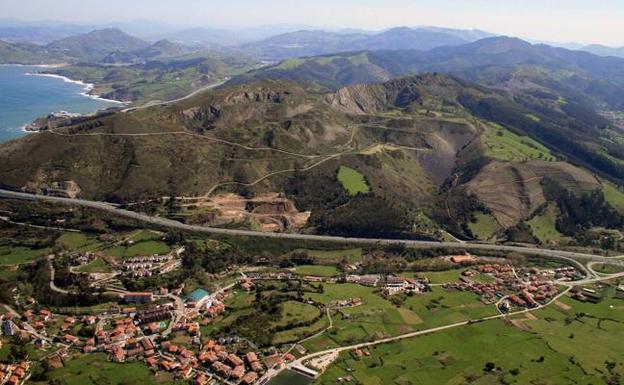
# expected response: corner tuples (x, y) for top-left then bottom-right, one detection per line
(1, 73), (622, 242)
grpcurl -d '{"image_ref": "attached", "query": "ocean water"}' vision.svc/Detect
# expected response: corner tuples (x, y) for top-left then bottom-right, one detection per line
(0, 65), (121, 143)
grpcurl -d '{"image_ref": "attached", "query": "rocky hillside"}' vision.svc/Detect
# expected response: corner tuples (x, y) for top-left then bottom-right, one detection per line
(0, 74), (622, 244)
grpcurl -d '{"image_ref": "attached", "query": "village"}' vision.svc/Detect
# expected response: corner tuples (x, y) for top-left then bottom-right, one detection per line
(0, 250), (595, 385)
(444, 262), (583, 311)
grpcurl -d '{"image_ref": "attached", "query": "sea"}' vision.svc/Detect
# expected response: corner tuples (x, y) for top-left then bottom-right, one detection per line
(0, 65), (121, 143)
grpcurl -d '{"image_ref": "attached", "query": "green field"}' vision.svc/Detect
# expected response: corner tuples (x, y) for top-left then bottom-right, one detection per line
(75, 258), (112, 273)
(203, 288), (327, 346)
(527, 204), (565, 244)
(56, 233), (89, 249)
(401, 269), (463, 284)
(273, 316), (329, 345)
(0, 266), (18, 280)
(273, 301), (321, 328)
(469, 212), (502, 240)
(274, 58), (306, 69)
(302, 283), (495, 352)
(304, 248), (363, 263)
(591, 263), (624, 274)
(482, 124), (555, 161)
(294, 265), (340, 277)
(602, 180), (624, 214)
(103, 240), (170, 258)
(337, 166), (370, 195)
(127, 229), (161, 242)
(0, 246), (50, 266)
(316, 288), (624, 385)
(30, 353), (181, 385)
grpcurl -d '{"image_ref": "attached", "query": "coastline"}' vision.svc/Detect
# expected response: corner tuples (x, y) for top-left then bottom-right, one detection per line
(0, 64), (128, 142)
(0, 63), (68, 68)
(27, 72), (126, 104)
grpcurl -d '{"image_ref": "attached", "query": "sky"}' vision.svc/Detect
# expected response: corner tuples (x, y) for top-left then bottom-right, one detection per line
(2, 0), (624, 46)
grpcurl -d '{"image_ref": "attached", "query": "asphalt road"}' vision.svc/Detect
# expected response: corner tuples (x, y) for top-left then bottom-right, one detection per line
(2, 189), (623, 267)
(121, 77), (230, 113)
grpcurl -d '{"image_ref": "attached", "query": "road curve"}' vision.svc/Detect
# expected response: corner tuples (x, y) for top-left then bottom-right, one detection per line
(47, 255), (70, 294)
(121, 78), (230, 113)
(1, 189), (622, 267)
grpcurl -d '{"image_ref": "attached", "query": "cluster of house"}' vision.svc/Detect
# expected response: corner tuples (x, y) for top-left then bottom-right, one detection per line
(136, 306), (172, 331)
(331, 298), (363, 309)
(381, 277), (428, 296)
(245, 271), (339, 284)
(345, 274), (428, 296)
(194, 341), (264, 385)
(71, 252), (97, 266)
(0, 361), (30, 385)
(87, 297), (234, 382)
(147, 338), (265, 384)
(447, 263), (561, 309)
(1, 279), (271, 385)
(148, 339), (198, 379)
(122, 255), (176, 278)
(240, 279), (255, 292)
(3, 308), (66, 348)
(110, 336), (156, 363)
(243, 270), (429, 296)
(570, 286), (603, 303)
(552, 266), (584, 280)
(97, 317), (142, 356)
(351, 347), (371, 359)
(246, 272), (298, 281)
(2, 314), (30, 342)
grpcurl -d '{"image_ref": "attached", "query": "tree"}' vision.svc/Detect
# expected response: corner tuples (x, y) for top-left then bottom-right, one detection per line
(8, 345), (27, 362)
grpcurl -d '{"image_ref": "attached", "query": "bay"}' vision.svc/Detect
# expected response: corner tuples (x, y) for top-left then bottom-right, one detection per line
(0, 65), (120, 143)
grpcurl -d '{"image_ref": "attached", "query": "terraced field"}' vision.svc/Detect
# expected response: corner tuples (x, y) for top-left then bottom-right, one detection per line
(482, 123), (555, 162)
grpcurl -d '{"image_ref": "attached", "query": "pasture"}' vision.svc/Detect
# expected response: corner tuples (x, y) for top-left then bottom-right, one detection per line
(337, 166), (370, 195)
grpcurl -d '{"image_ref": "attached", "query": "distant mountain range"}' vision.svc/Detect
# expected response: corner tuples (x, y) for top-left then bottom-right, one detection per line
(0, 25), (496, 65)
(1, 20), (623, 65)
(238, 27), (495, 60)
(232, 36), (624, 110)
(0, 28), (205, 64)
(582, 44), (624, 58)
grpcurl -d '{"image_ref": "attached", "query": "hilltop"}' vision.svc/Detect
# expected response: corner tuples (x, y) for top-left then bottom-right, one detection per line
(0, 28), (183, 64)
(45, 28), (150, 62)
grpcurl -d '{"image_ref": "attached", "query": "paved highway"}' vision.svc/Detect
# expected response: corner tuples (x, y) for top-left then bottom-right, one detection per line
(1, 189), (623, 267)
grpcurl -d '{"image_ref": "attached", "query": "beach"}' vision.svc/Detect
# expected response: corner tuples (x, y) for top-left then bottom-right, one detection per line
(27, 72), (126, 104)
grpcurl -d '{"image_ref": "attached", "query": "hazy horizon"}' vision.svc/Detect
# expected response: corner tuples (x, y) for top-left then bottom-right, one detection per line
(1, 0), (624, 47)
